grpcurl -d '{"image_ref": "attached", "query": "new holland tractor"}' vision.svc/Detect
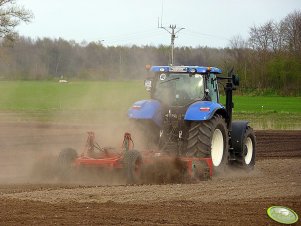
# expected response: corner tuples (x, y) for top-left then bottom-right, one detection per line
(58, 65), (256, 184)
(128, 65), (256, 171)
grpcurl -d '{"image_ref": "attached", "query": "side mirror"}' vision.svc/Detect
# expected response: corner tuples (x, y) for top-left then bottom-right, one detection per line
(144, 79), (152, 92)
(232, 74), (240, 86)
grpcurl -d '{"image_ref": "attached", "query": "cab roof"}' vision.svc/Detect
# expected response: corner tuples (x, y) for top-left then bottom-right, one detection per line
(150, 66), (222, 74)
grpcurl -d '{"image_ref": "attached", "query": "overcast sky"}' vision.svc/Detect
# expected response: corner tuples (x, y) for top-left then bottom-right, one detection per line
(18, 0), (301, 48)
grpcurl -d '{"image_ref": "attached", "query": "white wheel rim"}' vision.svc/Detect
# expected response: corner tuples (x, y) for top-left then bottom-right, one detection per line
(211, 129), (224, 166)
(244, 137), (253, 164)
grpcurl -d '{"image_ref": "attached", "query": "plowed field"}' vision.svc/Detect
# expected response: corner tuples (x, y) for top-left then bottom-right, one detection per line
(0, 122), (300, 225)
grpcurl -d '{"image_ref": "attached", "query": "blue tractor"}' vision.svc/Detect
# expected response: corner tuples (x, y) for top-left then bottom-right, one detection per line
(128, 65), (256, 170)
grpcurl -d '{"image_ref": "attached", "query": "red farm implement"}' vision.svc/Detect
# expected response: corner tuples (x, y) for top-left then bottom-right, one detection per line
(58, 132), (213, 184)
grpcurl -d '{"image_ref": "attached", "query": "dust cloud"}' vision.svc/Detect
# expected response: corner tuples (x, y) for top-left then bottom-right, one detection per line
(0, 82), (153, 185)
(0, 82), (262, 186)
(140, 157), (190, 184)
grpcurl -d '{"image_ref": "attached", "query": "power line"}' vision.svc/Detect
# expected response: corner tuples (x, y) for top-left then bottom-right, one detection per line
(98, 29), (162, 46)
(185, 28), (230, 41)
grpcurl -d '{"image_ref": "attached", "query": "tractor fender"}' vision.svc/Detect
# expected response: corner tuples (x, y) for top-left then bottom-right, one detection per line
(184, 101), (226, 121)
(231, 121), (249, 155)
(128, 99), (162, 127)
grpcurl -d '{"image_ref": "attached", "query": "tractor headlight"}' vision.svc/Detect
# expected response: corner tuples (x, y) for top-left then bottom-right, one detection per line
(144, 79), (152, 91)
(190, 68), (197, 74)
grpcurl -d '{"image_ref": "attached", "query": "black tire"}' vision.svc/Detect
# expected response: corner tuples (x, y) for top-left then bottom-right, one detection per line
(123, 150), (143, 184)
(57, 148), (78, 180)
(187, 115), (229, 168)
(237, 127), (256, 170)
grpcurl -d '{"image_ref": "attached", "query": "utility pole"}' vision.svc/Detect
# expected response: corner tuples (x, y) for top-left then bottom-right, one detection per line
(159, 24), (185, 65)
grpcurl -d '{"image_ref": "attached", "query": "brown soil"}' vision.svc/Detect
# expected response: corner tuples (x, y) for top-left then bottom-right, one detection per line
(0, 122), (300, 225)
(256, 130), (301, 158)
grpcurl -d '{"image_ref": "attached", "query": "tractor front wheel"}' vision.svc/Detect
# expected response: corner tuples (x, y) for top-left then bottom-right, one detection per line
(238, 127), (256, 170)
(187, 115), (229, 169)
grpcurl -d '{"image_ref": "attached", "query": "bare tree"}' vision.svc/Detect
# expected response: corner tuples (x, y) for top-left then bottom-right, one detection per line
(249, 21), (277, 52)
(230, 35), (248, 49)
(280, 10), (301, 54)
(0, 0), (33, 41)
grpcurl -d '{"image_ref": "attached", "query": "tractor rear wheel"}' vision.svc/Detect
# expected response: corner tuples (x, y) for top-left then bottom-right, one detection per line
(237, 127), (256, 170)
(187, 115), (229, 168)
(123, 150), (143, 184)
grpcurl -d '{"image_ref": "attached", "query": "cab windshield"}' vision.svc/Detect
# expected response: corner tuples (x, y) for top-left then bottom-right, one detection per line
(153, 73), (204, 106)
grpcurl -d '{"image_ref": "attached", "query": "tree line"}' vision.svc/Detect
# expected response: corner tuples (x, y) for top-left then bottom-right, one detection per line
(0, 8), (300, 95)
(230, 10), (301, 95)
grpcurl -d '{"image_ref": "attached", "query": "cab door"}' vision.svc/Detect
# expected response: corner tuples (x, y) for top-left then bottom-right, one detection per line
(207, 73), (219, 103)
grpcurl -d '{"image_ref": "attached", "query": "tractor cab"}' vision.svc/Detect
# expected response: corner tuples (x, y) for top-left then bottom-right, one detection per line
(145, 66), (221, 106)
